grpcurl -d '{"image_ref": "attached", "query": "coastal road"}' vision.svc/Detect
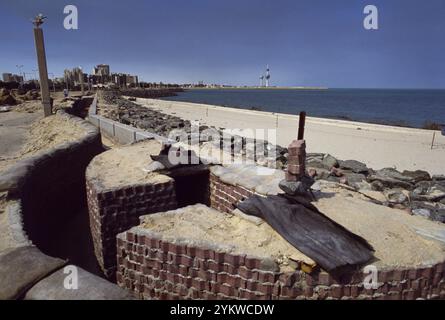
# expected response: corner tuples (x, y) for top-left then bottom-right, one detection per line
(137, 98), (445, 175)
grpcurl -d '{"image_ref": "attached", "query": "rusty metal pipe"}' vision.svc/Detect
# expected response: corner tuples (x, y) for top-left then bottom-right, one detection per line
(298, 111), (306, 140)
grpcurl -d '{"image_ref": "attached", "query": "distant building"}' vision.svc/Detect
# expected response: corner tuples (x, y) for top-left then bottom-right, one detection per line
(126, 75), (138, 87)
(92, 64), (111, 84)
(2, 73), (23, 83)
(2, 73), (12, 82)
(93, 64), (110, 77)
(111, 73), (139, 88)
(64, 67), (87, 88)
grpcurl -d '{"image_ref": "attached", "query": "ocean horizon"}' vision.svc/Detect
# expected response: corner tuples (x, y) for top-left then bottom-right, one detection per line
(160, 88), (445, 129)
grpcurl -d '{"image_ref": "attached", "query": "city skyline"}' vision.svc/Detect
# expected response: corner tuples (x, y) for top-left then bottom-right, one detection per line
(1, 0), (445, 88)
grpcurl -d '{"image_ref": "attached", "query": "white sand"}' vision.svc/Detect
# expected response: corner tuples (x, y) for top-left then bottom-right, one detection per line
(86, 140), (172, 189)
(135, 98), (445, 175)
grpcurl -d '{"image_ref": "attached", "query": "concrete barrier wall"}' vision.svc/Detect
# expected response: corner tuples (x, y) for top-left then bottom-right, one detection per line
(89, 113), (170, 145)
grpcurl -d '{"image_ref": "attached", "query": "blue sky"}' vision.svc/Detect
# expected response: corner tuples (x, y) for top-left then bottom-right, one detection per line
(0, 0), (444, 88)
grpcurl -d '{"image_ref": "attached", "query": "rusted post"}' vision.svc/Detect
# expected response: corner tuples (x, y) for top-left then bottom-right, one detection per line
(298, 111), (306, 140)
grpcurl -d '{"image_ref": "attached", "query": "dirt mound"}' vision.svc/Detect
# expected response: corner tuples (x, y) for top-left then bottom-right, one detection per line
(20, 114), (85, 156)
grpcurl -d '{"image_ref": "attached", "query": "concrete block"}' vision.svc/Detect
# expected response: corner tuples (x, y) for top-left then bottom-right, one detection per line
(114, 122), (136, 144)
(99, 117), (115, 139)
(135, 131), (156, 142)
(88, 114), (100, 128)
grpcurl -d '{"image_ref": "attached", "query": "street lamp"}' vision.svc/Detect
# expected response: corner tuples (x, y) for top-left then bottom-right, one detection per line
(48, 72), (56, 93)
(32, 69), (39, 89)
(78, 66), (84, 95)
(15, 64), (25, 87)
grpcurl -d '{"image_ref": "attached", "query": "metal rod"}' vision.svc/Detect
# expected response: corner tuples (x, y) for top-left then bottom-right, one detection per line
(431, 132), (436, 150)
(298, 111), (306, 140)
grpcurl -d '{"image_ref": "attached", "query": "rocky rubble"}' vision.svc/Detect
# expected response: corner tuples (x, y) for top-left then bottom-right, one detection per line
(306, 154), (445, 223)
(0, 88), (40, 106)
(100, 90), (288, 166)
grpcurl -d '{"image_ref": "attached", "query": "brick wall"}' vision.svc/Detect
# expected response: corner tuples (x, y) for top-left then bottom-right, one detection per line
(116, 228), (445, 300)
(87, 179), (178, 279)
(209, 173), (255, 213)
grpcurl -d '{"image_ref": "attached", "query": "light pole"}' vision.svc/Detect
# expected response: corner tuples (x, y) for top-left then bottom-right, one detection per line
(15, 64), (25, 87)
(79, 66), (84, 95)
(32, 69), (40, 89)
(32, 14), (52, 116)
(48, 72), (56, 93)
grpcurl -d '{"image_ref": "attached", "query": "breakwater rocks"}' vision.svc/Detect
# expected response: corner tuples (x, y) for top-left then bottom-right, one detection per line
(100, 90), (288, 165)
(119, 88), (183, 99)
(101, 90), (192, 137)
(306, 153), (445, 223)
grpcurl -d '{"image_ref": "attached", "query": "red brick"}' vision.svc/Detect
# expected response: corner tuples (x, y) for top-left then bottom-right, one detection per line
(192, 278), (209, 291)
(239, 267), (254, 279)
(208, 261), (223, 272)
(407, 269), (419, 280)
(220, 284), (235, 297)
(203, 291), (217, 300)
(225, 274), (241, 287)
(126, 232), (135, 242)
(224, 253), (244, 266)
(421, 267), (433, 279)
(285, 172), (298, 182)
(196, 247), (211, 259)
(186, 246), (196, 257)
(318, 272), (332, 286)
(168, 243), (184, 255)
(288, 164), (304, 175)
(257, 283), (273, 295)
(258, 271), (276, 283)
(330, 285), (343, 299)
(392, 270), (406, 282)
(181, 255), (194, 267)
(403, 289), (420, 300)
(245, 256), (260, 269)
(212, 251), (225, 263)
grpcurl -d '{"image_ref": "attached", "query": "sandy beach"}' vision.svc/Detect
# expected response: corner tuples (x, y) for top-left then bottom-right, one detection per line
(135, 98), (445, 175)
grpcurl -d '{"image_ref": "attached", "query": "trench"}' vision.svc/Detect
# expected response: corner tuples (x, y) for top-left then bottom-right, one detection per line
(166, 165), (211, 208)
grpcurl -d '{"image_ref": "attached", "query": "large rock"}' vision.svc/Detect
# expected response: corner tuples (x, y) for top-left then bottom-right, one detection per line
(411, 202), (445, 223)
(411, 183), (445, 202)
(433, 175), (445, 181)
(368, 168), (415, 190)
(322, 154), (339, 169)
(402, 170), (431, 183)
(339, 160), (369, 174)
(383, 189), (408, 205)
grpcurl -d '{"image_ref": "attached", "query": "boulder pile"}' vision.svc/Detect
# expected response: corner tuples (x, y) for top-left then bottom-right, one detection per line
(0, 88), (40, 106)
(306, 153), (445, 223)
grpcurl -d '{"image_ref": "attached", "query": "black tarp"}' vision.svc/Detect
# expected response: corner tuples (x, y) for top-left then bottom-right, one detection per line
(237, 194), (375, 273)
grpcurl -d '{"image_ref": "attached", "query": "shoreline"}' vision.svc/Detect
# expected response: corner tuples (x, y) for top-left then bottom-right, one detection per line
(157, 98), (442, 135)
(134, 97), (445, 175)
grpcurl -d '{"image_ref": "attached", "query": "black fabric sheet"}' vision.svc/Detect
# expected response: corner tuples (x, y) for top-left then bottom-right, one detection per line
(237, 195), (374, 273)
